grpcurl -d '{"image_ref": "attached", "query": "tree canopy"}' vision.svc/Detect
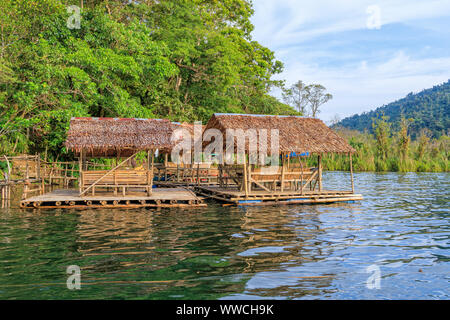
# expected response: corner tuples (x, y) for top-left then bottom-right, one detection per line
(0, 0), (297, 158)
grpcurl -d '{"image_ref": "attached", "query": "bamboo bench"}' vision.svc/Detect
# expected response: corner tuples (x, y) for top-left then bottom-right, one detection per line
(251, 167), (318, 191)
(155, 164), (219, 184)
(80, 169), (153, 196)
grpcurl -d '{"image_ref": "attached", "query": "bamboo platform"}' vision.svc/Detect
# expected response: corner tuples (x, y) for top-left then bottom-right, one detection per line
(20, 187), (205, 209)
(195, 185), (363, 206)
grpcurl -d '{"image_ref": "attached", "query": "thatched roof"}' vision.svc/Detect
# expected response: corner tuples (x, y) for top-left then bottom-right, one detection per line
(65, 117), (176, 158)
(171, 122), (204, 137)
(172, 122), (205, 140)
(203, 113), (355, 154)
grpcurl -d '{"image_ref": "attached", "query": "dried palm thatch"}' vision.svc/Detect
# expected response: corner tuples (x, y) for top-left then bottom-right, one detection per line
(65, 117), (176, 158)
(203, 113), (355, 154)
(171, 122), (204, 138)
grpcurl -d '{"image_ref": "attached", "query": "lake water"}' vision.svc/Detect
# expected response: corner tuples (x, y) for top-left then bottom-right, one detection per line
(0, 172), (448, 299)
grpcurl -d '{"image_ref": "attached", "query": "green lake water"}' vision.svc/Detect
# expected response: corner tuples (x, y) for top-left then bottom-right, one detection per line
(0, 172), (448, 299)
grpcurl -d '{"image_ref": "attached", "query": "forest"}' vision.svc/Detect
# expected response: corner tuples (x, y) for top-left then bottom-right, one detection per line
(0, 0), (297, 158)
(0, 0), (448, 172)
(335, 80), (450, 139)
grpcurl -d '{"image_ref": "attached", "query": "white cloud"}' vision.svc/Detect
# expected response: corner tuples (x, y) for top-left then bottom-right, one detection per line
(276, 52), (450, 120)
(252, 0), (450, 49)
(251, 0), (450, 121)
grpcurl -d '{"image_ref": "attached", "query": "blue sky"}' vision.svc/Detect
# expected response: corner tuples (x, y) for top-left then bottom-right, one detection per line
(250, 0), (450, 123)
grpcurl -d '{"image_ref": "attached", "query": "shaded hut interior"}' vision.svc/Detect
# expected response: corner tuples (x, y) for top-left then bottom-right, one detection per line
(200, 113), (356, 198)
(65, 117), (176, 196)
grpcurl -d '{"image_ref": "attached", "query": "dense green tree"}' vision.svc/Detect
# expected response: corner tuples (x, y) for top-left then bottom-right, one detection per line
(0, 0), (296, 158)
(373, 115), (391, 161)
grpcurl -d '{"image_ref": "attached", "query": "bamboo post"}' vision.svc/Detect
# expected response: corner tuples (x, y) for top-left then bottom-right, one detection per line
(280, 153), (286, 192)
(64, 163), (68, 187)
(300, 159), (304, 194)
(350, 153), (354, 193)
(149, 150), (154, 194)
(113, 170), (117, 196)
(37, 154), (41, 180)
(190, 153), (194, 183)
(287, 153), (290, 170)
(164, 153), (168, 181)
(318, 154), (322, 192)
(79, 150), (83, 194)
(25, 156), (29, 179)
(196, 163), (199, 186)
(243, 155), (248, 199)
(247, 162), (252, 193)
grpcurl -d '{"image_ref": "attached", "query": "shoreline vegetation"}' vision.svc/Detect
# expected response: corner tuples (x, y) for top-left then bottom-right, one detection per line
(0, 1), (448, 174)
(319, 117), (449, 173)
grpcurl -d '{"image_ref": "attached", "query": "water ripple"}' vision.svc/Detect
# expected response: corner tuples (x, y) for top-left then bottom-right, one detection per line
(0, 172), (448, 299)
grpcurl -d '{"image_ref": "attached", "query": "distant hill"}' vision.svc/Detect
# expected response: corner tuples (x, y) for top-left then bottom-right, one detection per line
(335, 80), (450, 139)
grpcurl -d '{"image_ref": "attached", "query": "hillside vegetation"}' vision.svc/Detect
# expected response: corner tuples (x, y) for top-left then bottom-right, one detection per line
(0, 0), (297, 158)
(336, 80), (450, 139)
(320, 117), (449, 172)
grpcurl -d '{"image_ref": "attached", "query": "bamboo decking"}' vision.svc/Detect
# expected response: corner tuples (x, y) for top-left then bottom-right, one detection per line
(195, 185), (363, 206)
(20, 187), (205, 209)
(11, 155), (364, 210)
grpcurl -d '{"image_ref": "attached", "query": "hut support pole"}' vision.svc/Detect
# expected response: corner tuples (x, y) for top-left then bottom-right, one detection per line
(219, 164), (223, 187)
(243, 155), (248, 199)
(350, 153), (354, 193)
(37, 154), (41, 180)
(197, 163), (200, 186)
(247, 161), (252, 193)
(300, 159), (304, 194)
(164, 153), (168, 181)
(78, 150), (83, 194)
(318, 154), (322, 192)
(147, 150), (152, 196)
(280, 153), (286, 192)
(150, 150), (154, 192)
(25, 156), (29, 179)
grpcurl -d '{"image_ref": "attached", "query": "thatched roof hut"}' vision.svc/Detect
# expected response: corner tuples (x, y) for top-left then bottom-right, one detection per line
(65, 117), (176, 158)
(204, 113), (355, 154)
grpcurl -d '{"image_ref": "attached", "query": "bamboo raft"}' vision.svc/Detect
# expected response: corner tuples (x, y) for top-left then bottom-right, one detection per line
(12, 115), (365, 210)
(20, 187), (205, 209)
(195, 185), (362, 206)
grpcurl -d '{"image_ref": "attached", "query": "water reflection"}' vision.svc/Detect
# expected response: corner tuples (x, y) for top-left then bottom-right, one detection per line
(0, 172), (448, 299)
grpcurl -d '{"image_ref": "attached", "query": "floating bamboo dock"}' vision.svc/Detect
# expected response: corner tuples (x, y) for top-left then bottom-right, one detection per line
(13, 114), (365, 210)
(195, 185), (362, 206)
(20, 187), (205, 209)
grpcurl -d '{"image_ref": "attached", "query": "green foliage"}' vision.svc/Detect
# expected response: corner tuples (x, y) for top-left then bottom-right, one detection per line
(0, 0), (295, 159)
(319, 127), (449, 172)
(336, 80), (450, 139)
(373, 115), (391, 160)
